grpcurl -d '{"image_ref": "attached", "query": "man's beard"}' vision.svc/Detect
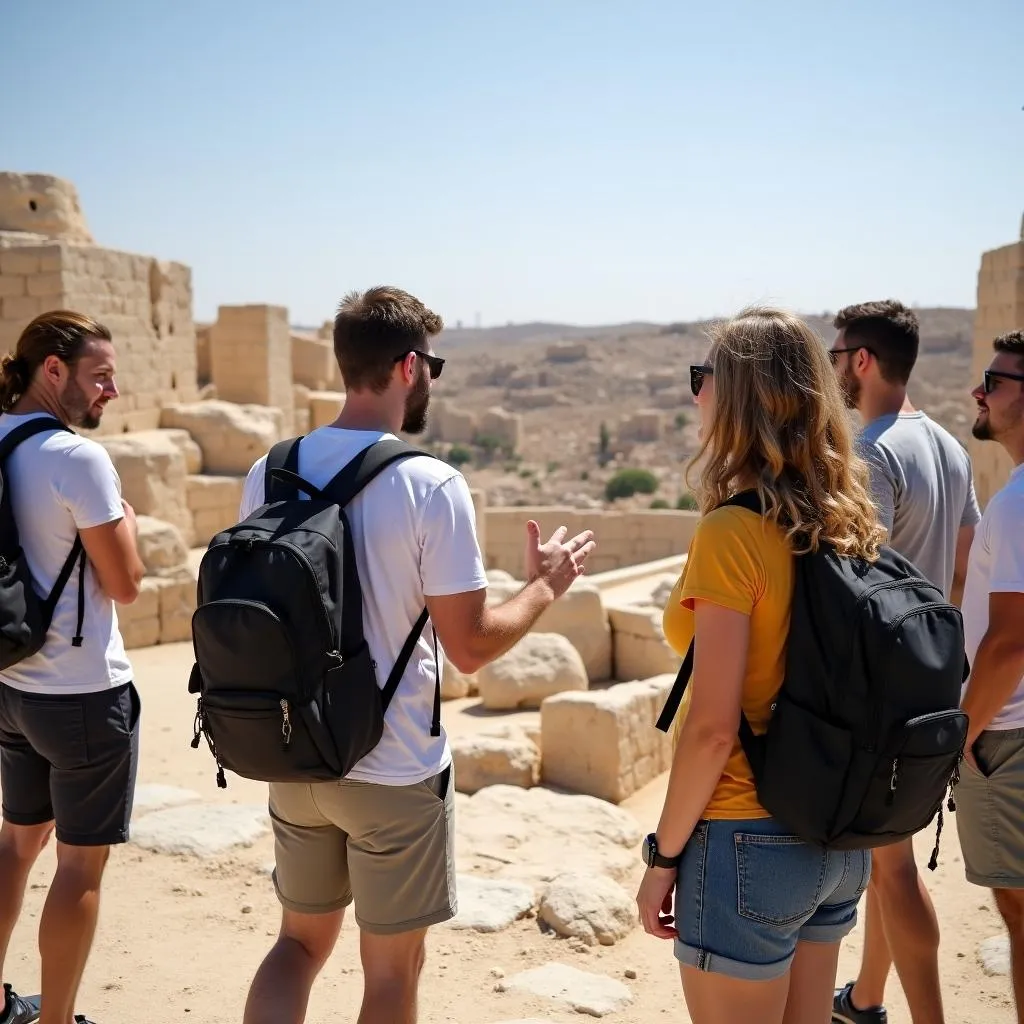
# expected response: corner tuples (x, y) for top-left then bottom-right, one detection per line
(401, 367), (430, 434)
(971, 412), (992, 441)
(972, 400), (1024, 443)
(64, 379), (102, 430)
(839, 367), (860, 410)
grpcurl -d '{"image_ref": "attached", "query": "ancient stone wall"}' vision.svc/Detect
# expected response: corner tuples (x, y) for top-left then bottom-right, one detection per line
(0, 172), (94, 243)
(484, 505), (699, 577)
(0, 241), (198, 432)
(970, 237), (1024, 507)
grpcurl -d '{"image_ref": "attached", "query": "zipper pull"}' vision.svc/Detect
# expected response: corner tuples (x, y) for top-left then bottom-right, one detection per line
(886, 758), (899, 806)
(280, 698), (292, 747)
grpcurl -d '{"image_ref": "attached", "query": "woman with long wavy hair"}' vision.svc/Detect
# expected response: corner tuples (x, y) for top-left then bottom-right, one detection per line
(636, 306), (887, 1023)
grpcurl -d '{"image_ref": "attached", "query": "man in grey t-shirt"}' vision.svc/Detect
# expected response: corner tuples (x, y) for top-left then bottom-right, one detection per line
(829, 300), (980, 1024)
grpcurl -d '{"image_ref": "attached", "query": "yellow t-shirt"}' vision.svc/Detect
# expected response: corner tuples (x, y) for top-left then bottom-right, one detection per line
(662, 505), (793, 819)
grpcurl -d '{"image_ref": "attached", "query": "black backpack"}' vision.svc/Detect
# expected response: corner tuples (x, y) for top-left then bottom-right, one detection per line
(657, 490), (969, 865)
(0, 416), (87, 670)
(188, 436), (441, 788)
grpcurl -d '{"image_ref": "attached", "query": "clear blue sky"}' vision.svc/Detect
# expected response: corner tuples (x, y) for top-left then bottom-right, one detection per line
(2, 0), (1021, 328)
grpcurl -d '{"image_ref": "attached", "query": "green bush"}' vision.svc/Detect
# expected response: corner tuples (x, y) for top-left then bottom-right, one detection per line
(649, 498), (670, 509)
(676, 492), (699, 510)
(674, 411), (689, 430)
(605, 468), (658, 501)
(447, 445), (472, 467)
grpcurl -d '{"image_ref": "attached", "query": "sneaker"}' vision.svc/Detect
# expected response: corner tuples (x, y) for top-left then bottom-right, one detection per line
(0, 984), (41, 1024)
(73, 1017), (98, 1023)
(832, 982), (887, 1024)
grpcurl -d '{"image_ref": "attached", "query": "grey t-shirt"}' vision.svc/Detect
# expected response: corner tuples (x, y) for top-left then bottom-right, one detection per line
(858, 411), (981, 598)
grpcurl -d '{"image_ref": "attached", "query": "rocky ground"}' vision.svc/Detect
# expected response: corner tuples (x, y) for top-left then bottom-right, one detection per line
(426, 308), (976, 510)
(6, 636), (1017, 1024)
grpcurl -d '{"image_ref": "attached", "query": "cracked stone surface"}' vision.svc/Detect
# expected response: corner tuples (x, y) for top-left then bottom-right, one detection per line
(497, 962), (633, 1017)
(444, 875), (536, 933)
(130, 803), (269, 857)
(132, 784), (202, 815)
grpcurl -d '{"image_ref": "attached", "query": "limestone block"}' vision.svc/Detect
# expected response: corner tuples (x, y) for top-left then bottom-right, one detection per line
(477, 406), (522, 452)
(428, 399), (476, 444)
(308, 390), (344, 430)
(451, 733), (540, 793)
(115, 578), (160, 649)
(186, 474), (244, 541)
(538, 873), (638, 945)
(209, 305), (292, 420)
(155, 570), (196, 644)
(135, 516), (188, 576)
(546, 341), (587, 363)
(618, 409), (663, 442)
(540, 676), (675, 803)
(160, 401), (282, 475)
(291, 333), (336, 390)
(608, 606), (681, 682)
(162, 427), (202, 473)
(442, 659), (475, 699)
(0, 173), (94, 242)
(477, 633), (588, 710)
(98, 430), (192, 544)
(195, 323), (211, 383)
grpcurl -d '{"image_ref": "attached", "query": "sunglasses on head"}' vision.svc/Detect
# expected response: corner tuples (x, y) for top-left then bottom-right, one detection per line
(983, 369), (1024, 394)
(394, 349), (445, 380)
(690, 364), (713, 397)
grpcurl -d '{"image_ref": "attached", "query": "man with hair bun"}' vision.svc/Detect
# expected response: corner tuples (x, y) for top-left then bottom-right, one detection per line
(0, 310), (145, 1024)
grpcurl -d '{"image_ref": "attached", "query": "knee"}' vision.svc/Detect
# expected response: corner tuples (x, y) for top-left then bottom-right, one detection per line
(869, 849), (918, 891)
(362, 937), (426, 994)
(0, 822), (54, 861)
(55, 843), (110, 888)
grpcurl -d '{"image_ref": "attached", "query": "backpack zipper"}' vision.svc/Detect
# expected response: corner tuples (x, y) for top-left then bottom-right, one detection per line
(280, 698), (292, 748)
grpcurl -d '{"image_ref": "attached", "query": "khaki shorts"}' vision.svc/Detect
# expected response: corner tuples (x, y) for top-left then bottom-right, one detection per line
(955, 728), (1024, 888)
(268, 763), (456, 934)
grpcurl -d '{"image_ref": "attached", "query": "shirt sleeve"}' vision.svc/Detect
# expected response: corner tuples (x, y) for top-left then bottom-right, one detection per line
(419, 473), (488, 598)
(961, 469), (982, 529)
(238, 456), (268, 521)
(988, 491), (1024, 594)
(55, 440), (124, 529)
(858, 439), (896, 536)
(679, 509), (764, 615)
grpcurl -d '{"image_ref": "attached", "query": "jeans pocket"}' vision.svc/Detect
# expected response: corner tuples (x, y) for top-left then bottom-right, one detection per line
(735, 834), (827, 927)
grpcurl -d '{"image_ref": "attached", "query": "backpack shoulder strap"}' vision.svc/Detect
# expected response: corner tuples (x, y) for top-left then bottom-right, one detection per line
(323, 438), (436, 508)
(720, 489), (763, 515)
(264, 436), (303, 503)
(0, 416), (70, 463)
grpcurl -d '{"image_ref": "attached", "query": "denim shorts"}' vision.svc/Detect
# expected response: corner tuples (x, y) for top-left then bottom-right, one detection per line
(674, 816), (871, 981)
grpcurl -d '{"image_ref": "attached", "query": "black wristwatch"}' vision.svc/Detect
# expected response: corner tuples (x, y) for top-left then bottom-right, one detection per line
(643, 832), (681, 869)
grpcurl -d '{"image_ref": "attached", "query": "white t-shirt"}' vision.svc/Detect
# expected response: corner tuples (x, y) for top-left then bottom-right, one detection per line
(239, 427), (488, 786)
(961, 462), (1024, 730)
(0, 412), (133, 695)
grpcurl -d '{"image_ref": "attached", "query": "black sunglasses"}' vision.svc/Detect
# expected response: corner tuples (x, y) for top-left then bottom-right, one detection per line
(983, 369), (1024, 394)
(690, 364), (713, 397)
(828, 344), (874, 366)
(394, 349), (445, 380)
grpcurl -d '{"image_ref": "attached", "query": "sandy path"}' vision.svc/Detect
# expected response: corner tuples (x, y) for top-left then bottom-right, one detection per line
(4, 641), (1016, 1023)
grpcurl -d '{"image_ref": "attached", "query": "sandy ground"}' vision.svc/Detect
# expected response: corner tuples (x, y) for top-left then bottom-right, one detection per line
(5, 640), (1017, 1024)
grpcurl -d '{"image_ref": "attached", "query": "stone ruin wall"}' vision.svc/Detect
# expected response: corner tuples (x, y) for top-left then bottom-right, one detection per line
(970, 229), (1024, 507)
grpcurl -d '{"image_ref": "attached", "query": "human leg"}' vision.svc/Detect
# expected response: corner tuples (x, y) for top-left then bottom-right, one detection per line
(12, 682), (140, 1024)
(842, 883), (892, 1013)
(785, 939), (843, 1024)
(854, 838), (943, 1024)
(242, 908), (345, 1024)
(0, 822), (53, 981)
(358, 927), (429, 1024)
(993, 889), (1024, 1024)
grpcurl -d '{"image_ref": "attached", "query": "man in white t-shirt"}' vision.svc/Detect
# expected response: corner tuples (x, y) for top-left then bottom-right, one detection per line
(0, 310), (145, 1024)
(240, 287), (596, 1024)
(956, 329), (1024, 1023)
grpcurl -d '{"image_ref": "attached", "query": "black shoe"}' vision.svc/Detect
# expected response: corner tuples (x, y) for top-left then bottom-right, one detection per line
(0, 985), (41, 1024)
(74, 1016), (99, 1024)
(832, 982), (887, 1024)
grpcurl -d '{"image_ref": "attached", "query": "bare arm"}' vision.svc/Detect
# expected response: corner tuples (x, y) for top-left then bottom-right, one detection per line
(80, 500), (145, 605)
(950, 524), (975, 607)
(426, 520), (595, 674)
(961, 591), (1024, 746)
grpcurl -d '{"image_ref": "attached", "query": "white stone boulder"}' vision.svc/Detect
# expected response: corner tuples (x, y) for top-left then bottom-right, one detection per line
(607, 605), (681, 682)
(130, 803), (269, 857)
(541, 675), (675, 803)
(441, 658), (475, 700)
(538, 872), (637, 946)
(160, 400), (283, 475)
(978, 934), (1010, 976)
(451, 733), (540, 794)
(444, 874), (535, 933)
(477, 633), (587, 710)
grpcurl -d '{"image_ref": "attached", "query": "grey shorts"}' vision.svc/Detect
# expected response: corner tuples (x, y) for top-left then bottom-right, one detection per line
(268, 763), (456, 934)
(0, 681), (141, 846)
(955, 727), (1024, 888)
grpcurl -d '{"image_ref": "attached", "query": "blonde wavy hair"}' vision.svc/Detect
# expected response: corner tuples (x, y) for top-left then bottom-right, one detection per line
(686, 305), (885, 560)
